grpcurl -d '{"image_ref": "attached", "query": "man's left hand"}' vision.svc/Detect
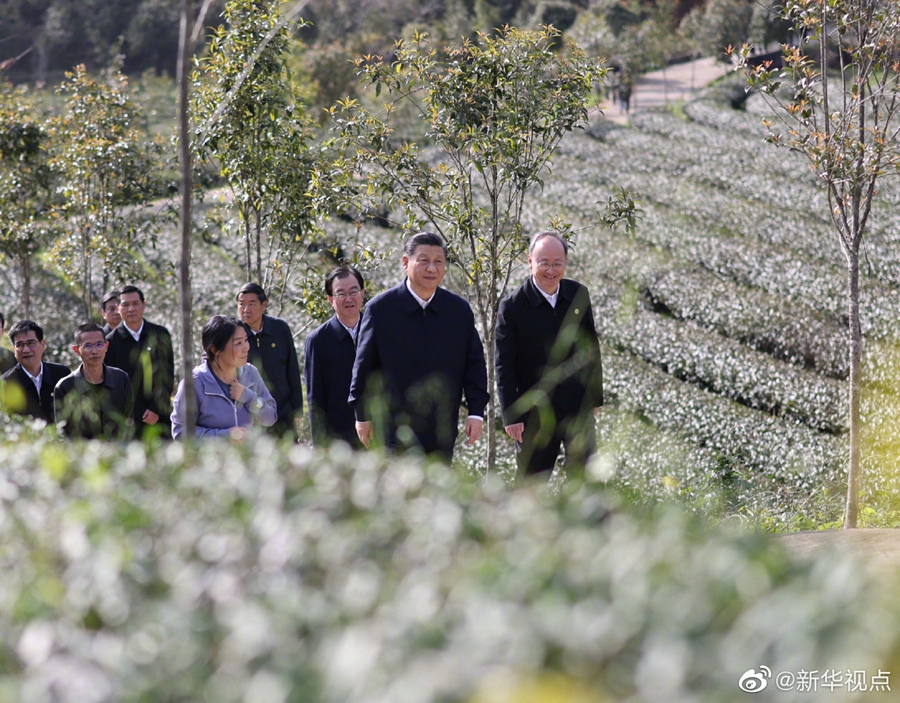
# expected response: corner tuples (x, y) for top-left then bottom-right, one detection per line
(465, 417), (483, 444)
(142, 409), (159, 425)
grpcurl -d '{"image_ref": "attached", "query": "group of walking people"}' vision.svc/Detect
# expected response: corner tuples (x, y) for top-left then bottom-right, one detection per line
(1, 229), (603, 476)
(307, 229), (604, 475)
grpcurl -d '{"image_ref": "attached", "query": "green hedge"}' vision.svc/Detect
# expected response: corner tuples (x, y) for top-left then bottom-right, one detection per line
(2, 437), (899, 702)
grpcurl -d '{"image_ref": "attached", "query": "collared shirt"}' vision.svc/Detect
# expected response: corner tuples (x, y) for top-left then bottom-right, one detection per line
(338, 318), (360, 346)
(23, 363), (43, 394)
(406, 279), (434, 309)
(533, 276), (559, 308)
(246, 317), (265, 338)
(124, 321), (144, 343)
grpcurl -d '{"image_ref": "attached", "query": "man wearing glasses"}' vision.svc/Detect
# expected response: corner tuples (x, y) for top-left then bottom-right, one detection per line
(236, 282), (304, 437)
(304, 266), (365, 447)
(54, 323), (134, 439)
(495, 230), (603, 477)
(1, 320), (71, 422)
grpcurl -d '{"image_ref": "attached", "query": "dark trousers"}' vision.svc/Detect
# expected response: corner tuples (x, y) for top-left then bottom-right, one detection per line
(517, 411), (596, 476)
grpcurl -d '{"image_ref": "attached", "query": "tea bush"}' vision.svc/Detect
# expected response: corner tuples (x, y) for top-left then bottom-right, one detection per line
(2, 438), (899, 703)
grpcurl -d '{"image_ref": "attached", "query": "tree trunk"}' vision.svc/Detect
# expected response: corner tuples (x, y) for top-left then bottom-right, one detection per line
(20, 253), (31, 319)
(245, 214), (252, 282)
(844, 248), (862, 528)
(255, 213), (262, 283)
(484, 316), (496, 478)
(83, 240), (92, 320)
(177, 0), (197, 437)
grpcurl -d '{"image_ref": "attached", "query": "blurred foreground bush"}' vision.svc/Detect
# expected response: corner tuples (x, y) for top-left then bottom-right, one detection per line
(1, 434), (899, 702)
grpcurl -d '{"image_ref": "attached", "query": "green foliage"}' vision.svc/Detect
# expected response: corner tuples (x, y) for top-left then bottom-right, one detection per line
(49, 64), (166, 318)
(0, 82), (59, 317)
(734, 0), (900, 527)
(323, 25), (636, 472)
(190, 0), (322, 301)
(2, 437), (900, 701)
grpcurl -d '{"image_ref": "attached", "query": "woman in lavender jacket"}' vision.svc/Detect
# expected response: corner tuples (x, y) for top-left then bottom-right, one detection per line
(172, 315), (277, 440)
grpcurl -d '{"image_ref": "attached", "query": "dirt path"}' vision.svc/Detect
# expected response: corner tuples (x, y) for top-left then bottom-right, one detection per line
(775, 529), (900, 570)
(600, 56), (734, 125)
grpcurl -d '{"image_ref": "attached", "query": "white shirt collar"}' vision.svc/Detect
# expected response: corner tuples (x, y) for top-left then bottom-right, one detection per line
(22, 362), (43, 393)
(533, 276), (559, 308)
(406, 279), (434, 308)
(247, 317), (265, 335)
(125, 321), (144, 342)
(337, 317), (359, 341)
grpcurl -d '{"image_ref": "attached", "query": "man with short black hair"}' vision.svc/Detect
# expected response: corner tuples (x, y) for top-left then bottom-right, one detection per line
(350, 232), (489, 460)
(55, 323), (134, 440)
(104, 285), (174, 439)
(100, 290), (122, 336)
(305, 266), (365, 447)
(495, 230), (603, 476)
(0, 312), (15, 375)
(237, 282), (304, 436)
(1, 320), (70, 422)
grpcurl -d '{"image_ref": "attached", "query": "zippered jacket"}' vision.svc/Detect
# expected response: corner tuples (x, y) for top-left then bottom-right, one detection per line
(171, 360), (277, 439)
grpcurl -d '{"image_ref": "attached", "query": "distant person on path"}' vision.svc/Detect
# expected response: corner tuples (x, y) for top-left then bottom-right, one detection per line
(236, 283), (304, 438)
(606, 65), (621, 106)
(304, 266), (366, 448)
(104, 285), (175, 440)
(99, 290), (122, 336)
(0, 313), (15, 375)
(495, 231), (603, 476)
(618, 78), (632, 114)
(54, 323), (134, 440)
(172, 315), (277, 440)
(0, 320), (71, 422)
(349, 231), (489, 461)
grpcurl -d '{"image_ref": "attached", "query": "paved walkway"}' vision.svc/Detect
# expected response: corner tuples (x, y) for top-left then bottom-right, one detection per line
(775, 529), (900, 571)
(600, 55), (734, 125)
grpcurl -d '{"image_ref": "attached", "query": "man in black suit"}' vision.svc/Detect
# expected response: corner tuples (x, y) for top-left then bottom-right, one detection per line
(0, 313), (15, 375)
(304, 266), (365, 448)
(0, 320), (70, 422)
(495, 230), (603, 476)
(104, 285), (174, 440)
(237, 282), (304, 437)
(350, 232), (489, 460)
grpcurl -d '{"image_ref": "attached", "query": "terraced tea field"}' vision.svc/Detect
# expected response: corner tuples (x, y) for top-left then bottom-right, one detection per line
(3, 77), (898, 525)
(519, 80), (900, 521)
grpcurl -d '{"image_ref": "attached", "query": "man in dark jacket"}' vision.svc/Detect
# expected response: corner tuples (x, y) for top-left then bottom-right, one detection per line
(104, 285), (174, 440)
(495, 230), (603, 476)
(0, 313), (15, 375)
(350, 232), (489, 461)
(1, 320), (70, 422)
(99, 290), (121, 336)
(237, 282), (304, 437)
(55, 323), (134, 440)
(304, 266), (365, 448)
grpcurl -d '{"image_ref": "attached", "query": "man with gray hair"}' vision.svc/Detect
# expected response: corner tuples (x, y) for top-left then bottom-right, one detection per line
(495, 230), (603, 476)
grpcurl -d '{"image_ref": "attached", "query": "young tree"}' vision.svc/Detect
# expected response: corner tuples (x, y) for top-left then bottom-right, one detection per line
(50, 64), (164, 318)
(323, 26), (637, 474)
(734, 0), (900, 527)
(190, 0), (321, 301)
(0, 84), (58, 318)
